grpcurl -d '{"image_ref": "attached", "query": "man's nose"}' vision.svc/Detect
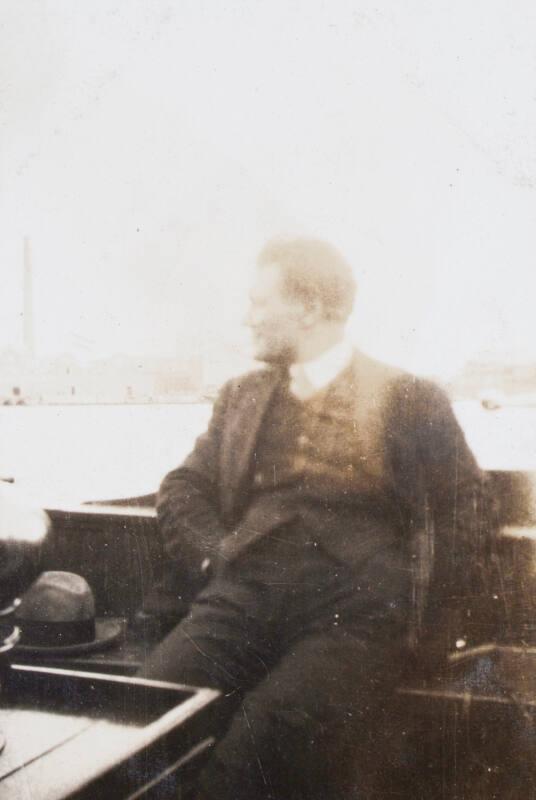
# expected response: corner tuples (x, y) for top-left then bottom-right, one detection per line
(243, 306), (255, 327)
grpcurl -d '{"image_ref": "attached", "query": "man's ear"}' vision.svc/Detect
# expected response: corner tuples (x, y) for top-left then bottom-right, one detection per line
(300, 298), (324, 329)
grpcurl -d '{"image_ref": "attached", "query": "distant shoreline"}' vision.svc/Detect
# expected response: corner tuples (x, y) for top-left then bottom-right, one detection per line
(1, 399), (214, 408)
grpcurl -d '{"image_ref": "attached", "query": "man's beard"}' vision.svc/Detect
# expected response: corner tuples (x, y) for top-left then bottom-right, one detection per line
(257, 343), (296, 367)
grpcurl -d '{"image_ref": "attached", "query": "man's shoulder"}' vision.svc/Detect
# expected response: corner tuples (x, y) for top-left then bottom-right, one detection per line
(392, 372), (450, 407)
(379, 369), (454, 435)
(350, 349), (413, 399)
(351, 349), (404, 381)
(217, 364), (282, 401)
(352, 351), (444, 394)
(350, 351), (450, 419)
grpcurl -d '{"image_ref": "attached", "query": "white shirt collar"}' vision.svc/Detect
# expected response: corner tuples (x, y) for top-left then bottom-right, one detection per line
(290, 337), (354, 392)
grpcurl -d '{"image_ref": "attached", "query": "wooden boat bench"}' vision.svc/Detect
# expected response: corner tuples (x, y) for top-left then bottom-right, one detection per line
(33, 469), (536, 797)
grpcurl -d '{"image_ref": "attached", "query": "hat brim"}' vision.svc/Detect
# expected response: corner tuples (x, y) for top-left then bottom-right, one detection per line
(14, 619), (123, 657)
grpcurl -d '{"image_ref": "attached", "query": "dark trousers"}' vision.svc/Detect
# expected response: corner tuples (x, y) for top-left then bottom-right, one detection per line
(140, 526), (412, 799)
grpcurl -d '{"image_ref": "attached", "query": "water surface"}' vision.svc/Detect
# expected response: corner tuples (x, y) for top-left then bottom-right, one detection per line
(1, 400), (535, 508)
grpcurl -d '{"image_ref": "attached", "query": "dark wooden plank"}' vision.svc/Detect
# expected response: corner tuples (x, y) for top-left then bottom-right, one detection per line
(42, 505), (162, 621)
(0, 664), (219, 800)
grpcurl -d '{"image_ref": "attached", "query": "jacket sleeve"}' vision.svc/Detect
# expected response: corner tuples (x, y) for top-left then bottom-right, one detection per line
(415, 381), (484, 551)
(388, 379), (497, 655)
(418, 382), (502, 650)
(156, 379), (233, 574)
(389, 379), (483, 526)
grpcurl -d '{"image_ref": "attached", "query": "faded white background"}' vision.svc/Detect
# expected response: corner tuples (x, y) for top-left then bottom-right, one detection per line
(2, 0), (536, 380)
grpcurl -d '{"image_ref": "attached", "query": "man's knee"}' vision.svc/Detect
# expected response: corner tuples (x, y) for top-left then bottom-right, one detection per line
(139, 582), (275, 690)
(196, 701), (315, 800)
(195, 684), (368, 800)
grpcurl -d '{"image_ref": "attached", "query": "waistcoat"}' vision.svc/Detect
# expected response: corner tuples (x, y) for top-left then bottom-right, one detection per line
(218, 355), (411, 564)
(250, 375), (391, 503)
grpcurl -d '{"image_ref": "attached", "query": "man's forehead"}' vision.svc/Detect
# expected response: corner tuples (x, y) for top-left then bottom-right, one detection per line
(250, 263), (284, 298)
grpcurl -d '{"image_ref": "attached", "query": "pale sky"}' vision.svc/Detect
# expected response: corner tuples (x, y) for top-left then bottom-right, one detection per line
(2, 0), (536, 379)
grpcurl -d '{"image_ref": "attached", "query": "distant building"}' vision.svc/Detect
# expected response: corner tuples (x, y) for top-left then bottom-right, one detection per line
(0, 350), (206, 404)
(448, 357), (536, 401)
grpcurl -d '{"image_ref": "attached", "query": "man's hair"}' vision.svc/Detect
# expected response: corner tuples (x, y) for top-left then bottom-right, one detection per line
(257, 237), (356, 322)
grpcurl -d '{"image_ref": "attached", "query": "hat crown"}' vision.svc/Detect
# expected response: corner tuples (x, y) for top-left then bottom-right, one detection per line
(12, 572), (121, 654)
(16, 571), (95, 623)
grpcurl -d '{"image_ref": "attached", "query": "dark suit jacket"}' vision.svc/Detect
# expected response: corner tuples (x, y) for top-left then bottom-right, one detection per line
(155, 350), (493, 651)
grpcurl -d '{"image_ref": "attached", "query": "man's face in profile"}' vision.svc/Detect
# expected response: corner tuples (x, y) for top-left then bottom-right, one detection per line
(246, 264), (307, 364)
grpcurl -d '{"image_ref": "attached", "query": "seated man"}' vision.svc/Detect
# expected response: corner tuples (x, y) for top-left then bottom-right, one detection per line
(141, 238), (489, 799)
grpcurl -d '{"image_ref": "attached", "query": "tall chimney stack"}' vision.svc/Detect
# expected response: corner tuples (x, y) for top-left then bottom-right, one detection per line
(23, 237), (35, 356)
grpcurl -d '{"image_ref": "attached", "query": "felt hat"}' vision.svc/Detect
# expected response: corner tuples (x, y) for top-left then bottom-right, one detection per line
(14, 571), (123, 656)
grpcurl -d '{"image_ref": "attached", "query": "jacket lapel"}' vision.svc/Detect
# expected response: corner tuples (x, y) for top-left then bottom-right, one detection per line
(313, 350), (388, 418)
(314, 350), (403, 477)
(219, 366), (284, 520)
(218, 351), (400, 521)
